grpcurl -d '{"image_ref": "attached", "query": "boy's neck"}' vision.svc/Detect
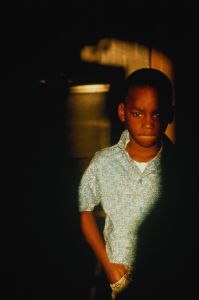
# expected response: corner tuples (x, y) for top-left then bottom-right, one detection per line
(126, 139), (162, 163)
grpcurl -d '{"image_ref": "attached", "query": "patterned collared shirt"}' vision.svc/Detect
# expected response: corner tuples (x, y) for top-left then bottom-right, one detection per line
(78, 130), (163, 267)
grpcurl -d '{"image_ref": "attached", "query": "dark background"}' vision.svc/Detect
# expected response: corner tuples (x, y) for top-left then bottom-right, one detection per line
(2, 1), (199, 299)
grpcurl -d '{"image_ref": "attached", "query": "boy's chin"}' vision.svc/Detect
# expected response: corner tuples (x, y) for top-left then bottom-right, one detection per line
(136, 136), (159, 148)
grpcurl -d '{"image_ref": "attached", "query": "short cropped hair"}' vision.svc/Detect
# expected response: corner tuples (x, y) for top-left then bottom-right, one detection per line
(122, 68), (173, 108)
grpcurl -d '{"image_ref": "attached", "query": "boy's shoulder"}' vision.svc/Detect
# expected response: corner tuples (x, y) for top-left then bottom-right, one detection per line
(162, 134), (176, 155)
(93, 130), (128, 163)
(93, 143), (120, 163)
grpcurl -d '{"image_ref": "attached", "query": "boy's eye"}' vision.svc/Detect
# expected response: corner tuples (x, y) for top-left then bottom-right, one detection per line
(153, 112), (160, 118)
(131, 111), (142, 117)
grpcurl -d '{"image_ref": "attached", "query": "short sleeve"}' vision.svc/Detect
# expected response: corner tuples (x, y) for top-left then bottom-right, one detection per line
(78, 156), (101, 212)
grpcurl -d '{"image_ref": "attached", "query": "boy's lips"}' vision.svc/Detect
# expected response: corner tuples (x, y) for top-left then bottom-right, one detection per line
(138, 134), (157, 136)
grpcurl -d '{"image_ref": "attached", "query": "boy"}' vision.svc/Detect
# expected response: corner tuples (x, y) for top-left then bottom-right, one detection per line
(78, 68), (174, 299)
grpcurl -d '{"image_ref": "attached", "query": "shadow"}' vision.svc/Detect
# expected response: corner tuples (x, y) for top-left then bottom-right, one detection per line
(12, 77), (96, 300)
(117, 141), (198, 300)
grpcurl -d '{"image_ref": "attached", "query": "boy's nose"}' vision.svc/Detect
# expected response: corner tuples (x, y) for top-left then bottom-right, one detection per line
(143, 116), (154, 128)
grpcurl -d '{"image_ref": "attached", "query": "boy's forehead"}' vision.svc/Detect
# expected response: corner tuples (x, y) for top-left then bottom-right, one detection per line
(126, 86), (159, 105)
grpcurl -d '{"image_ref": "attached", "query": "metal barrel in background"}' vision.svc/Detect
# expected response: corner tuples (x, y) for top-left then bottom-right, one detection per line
(65, 83), (111, 176)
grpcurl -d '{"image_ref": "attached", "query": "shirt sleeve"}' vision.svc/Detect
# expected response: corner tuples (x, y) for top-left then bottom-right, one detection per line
(78, 155), (101, 212)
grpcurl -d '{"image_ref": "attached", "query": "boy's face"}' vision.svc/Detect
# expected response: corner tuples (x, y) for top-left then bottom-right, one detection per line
(118, 86), (171, 148)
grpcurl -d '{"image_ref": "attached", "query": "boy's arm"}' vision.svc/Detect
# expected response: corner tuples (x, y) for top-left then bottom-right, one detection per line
(80, 211), (127, 284)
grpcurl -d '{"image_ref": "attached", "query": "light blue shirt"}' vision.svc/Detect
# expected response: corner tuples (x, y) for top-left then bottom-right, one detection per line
(78, 130), (163, 267)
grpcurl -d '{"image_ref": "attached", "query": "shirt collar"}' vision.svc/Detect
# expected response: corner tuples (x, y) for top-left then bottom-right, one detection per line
(117, 129), (130, 149)
(117, 129), (162, 174)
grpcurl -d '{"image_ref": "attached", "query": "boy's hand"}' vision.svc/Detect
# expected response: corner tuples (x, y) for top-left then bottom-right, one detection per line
(106, 263), (127, 284)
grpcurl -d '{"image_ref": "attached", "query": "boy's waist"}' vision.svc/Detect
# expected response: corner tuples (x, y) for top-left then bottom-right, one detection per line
(105, 244), (136, 268)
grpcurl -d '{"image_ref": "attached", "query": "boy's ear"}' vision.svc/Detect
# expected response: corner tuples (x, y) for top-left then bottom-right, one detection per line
(118, 103), (126, 122)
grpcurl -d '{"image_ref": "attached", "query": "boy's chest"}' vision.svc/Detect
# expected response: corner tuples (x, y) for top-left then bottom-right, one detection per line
(98, 166), (162, 221)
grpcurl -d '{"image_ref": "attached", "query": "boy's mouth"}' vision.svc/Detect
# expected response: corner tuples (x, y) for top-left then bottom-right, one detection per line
(139, 134), (157, 137)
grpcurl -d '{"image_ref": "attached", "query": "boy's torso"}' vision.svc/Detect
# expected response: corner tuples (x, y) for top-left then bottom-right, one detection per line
(79, 130), (171, 266)
(94, 131), (162, 266)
